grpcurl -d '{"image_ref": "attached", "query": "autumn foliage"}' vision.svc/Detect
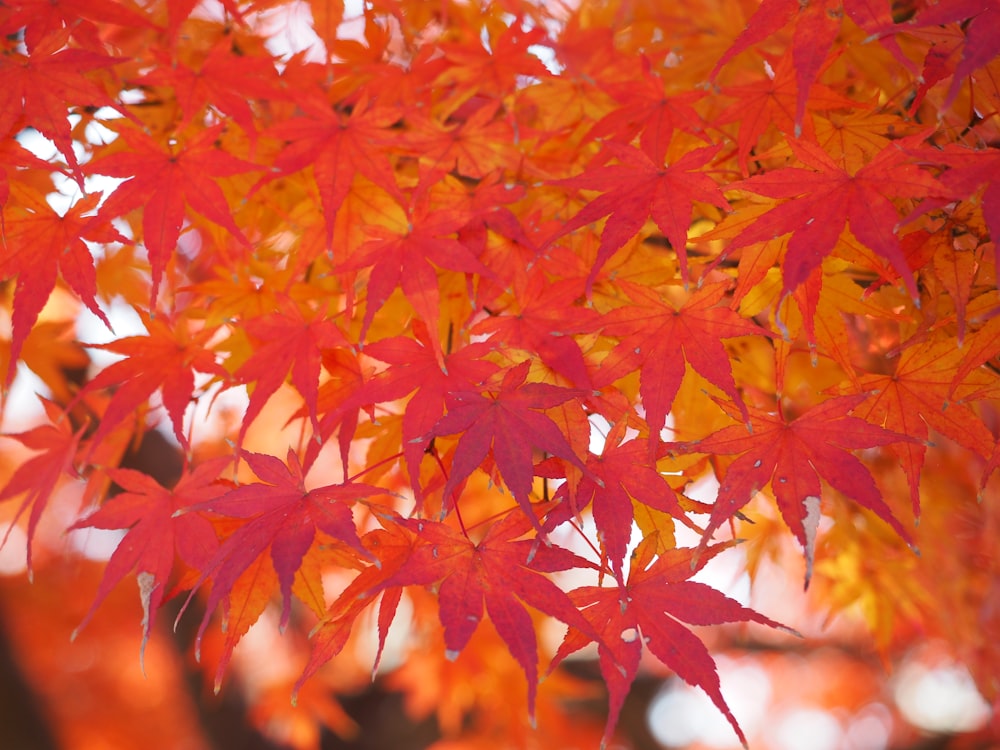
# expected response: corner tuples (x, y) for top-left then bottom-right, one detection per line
(1, 0), (1000, 747)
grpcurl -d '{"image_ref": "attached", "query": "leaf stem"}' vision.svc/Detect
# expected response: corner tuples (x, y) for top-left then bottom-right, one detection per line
(347, 450), (404, 482)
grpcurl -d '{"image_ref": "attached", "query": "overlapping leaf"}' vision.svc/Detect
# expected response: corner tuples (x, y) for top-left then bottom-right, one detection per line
(0, 186), (119, 384)
(549, 417), (697, 581)
(374, 508), (600, 717)
(551, 536), (791, 748)
(852, 335), (997, 515)
(179, 449), (387, 670)
(88, 123), (258, 303)
(78, 313), (227, 452)
(678, 394), (918, 583)
(347, 322), (500, 505)
(232, 297), (350, 442)
(261, 92), (402, 244)
(554, 142), (729, 289)
(335, 192), (493, 351)
(595, 280), (769, 458)
(427, 360), (590, 527)
(471, 273), (596, 388)
(2, 0), (1000, 745)
(69, 458), (230, 661)
(0, 398), (85, 575)
(0, 36), (122, 182)
(725, 138), (947, 299)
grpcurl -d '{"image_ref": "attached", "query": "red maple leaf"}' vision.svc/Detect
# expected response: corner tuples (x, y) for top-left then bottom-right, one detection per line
(434, 22), (552, 100)
(454, 170), (534, 260)
(298, 509), (420, 688)
(300, 347), (374, 479)
(134, 39), (284, 139)
(78, 313), (228, 452)
(0, 140), (56, 210)
(711, 0), (841, 136)
(232, 297), (351, 442)
(551, 536), (790, 748)
(88, 123), (258, 304)
(374, 508), (600, 717)
(427, 360), (591, 530)
(181, 450), (387, 655)
(261, 92), (402, 243)
(552, 418), (698, 581)
(595, 280), (770, 458)
(852, 336), (997, 516)
(336, 190), (493, 352)
(916, 143), (1000, 274)
(725, 138), (946, 299)
(0, 398), (85, 576)
(0, 36), (123, 183)
(404, 100), (518, 179)
(679, 394), (917, 583)
(472, 273), (597, 389)
(554, 142), (729, 289)
(709, 0), (913, 134)
(1, 186), (121, 384)
(586, 55), (706, 164)
(347, 321), (500, 506)
(0, 0), (152, 53)
(714, 53), (858, 177)
(907, 0), (1000, 110)
(69, 458), (230, 663)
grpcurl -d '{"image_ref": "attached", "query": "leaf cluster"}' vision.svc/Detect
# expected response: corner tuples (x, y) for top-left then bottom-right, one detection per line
(2, 0), (999, 747)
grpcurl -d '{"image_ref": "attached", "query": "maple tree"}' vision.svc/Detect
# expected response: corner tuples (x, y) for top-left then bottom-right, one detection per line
(1, 0), (999, 748)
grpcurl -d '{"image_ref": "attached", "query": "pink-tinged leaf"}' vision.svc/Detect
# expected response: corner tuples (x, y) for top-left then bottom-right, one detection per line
(552, 538), (789, 748)
(908, 0), (1000, 110)
(334, 321), (499, 507)
(471, 273), (597, 389)
(428, 360), (590, 532)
